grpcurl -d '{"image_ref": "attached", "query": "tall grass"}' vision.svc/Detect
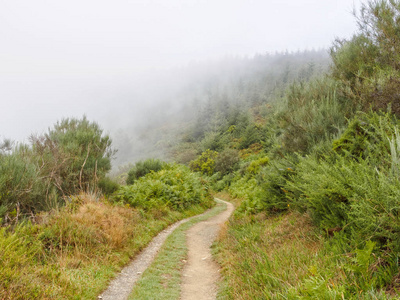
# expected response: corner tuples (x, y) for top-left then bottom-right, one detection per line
(215, 206), (394, 299)
(215, 210), (325, 299)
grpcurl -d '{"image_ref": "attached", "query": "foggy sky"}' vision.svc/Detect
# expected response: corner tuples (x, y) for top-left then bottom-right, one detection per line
(0, 0), (363, 143)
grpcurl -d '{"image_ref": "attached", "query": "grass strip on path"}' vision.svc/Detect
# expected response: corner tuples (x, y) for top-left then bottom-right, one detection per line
(128, 199), (227, 300)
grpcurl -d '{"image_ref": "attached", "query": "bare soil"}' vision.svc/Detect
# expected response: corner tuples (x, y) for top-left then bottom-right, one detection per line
(180, 199), (234, 300)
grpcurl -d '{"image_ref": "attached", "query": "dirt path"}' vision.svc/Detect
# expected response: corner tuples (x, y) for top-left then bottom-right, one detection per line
(99, 213), (204, 300)
(99, 199), (233, 300)
(180, 199), (234, 300)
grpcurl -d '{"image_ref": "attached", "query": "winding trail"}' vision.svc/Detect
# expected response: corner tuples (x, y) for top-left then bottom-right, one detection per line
(99, 199), (233, 300)
(180, 199), (234, 300)
(99, 215), (198, 300)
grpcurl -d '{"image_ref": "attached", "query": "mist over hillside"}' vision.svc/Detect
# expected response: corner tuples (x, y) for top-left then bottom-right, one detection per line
(0, 0), (361, 164)
(110, 49), (331, 169)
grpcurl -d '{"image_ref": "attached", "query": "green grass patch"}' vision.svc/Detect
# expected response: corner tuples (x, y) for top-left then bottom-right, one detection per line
(214, 205), (397, 299)
(129, 199), (227, 300)
(214, 209), (322, 299)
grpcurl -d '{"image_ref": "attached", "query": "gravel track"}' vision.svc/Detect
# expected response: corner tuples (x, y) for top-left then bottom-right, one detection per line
(99, 199), (233, 300)
(180, 199), (234, 300)
(99, 205), (216, 300)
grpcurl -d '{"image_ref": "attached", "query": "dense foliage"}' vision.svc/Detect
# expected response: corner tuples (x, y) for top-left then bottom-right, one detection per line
(115, 164), (213, 211)
(189, 149), (218, 175)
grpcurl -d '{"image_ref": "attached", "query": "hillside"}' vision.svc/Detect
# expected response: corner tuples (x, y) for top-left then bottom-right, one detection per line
(2, 0), (400, 299)
(110, 49), (330, 167)
(173, 1), (400, 298)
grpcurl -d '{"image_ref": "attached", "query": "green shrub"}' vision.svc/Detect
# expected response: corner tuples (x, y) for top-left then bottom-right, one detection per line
(172, 143), (198, 165)
(126, 158), (165, 185)
(247, 156), (269, 174)
(98, 177), (120, 195)
(285, 154), (352, 230)
(330, 0), (400, 116)
(278, 78), (349, 154)
(0, 117), (114, 219)
(37, 116), (114, 194)
(249, 155), (299, 213)
(211, 173), (235, 192)
(114, 164), (213, 211)
(235, 112), (400, 252)
(215, 148), (240, 175)
(189, 149), (218, 176)
(238, 124), (262, 149)
(286, 153), (400, 253)
(229, 175), (264, 214)
(0, 147), (45, 219)
(200, 131), (228, 152)
(332, 111), (397, 162)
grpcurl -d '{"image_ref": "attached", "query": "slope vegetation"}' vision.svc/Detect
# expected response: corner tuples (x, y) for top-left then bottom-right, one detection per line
(171, 1), (400, 298)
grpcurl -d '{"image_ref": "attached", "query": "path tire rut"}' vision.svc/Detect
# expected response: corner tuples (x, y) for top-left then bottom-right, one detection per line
(180, 199), (234, 300)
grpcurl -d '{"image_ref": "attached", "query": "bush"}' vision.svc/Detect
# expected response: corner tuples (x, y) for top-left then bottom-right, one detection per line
(286, 152), (400, 251)
(189, 149), (218, 176)
(332, 111), (397, 162)
(247, 156), (269, 174)
(209, 173), (235, 192)
(255, 158), (298, 213)
(278, 79), (349, 154)
(0, 146), (45, 220)
(172, 143), (198, 165)
(283, 112), (400, 250)
(114, 164), (213, 211)
(126, 159), (165, 185)
(0, 117), (114, 219)
(32, 116), (114, 195)
(285, 154), (352, 230)
(230, 176), (261, 211)
(200, 131), (228, 152)
(98, 177), (120, 195)
(238, 124), (262, 149)
(215, 149), (240, 175)
(330, 0), (400, 116)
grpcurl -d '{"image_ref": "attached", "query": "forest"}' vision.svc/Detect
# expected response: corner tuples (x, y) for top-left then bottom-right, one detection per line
(2, 0), (400, 299)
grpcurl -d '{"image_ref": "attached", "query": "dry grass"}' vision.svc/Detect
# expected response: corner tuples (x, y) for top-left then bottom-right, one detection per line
(72, 201), (137, 248)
